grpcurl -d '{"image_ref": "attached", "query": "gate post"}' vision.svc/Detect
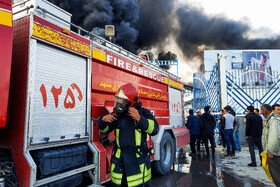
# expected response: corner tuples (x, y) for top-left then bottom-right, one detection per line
(217, 54), (227, 109)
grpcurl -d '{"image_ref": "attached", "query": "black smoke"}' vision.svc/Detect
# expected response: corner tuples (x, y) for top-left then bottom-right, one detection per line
(157, 51), (178, 70)
(47, 0), (280, 76)
(136, 0), (175, 50)
(176, 6), (280, 62)
(48, 0), (139, 52)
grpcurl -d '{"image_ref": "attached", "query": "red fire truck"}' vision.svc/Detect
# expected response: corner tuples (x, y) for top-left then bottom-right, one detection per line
(0, 0), (189, 186)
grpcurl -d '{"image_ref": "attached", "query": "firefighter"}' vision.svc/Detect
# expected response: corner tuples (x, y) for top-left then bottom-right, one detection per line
(98, 83), (159, 187)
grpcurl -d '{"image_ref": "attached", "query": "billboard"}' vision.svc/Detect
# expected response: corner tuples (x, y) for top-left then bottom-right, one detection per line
(204, 50), (280, 87)
(242, 51), (272, 86)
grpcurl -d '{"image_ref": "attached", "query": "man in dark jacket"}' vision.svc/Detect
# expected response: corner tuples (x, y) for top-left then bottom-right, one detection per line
(218, 110), (226, 149)
(245, 105), (263, 167)
(186, 109), (200, 156)
(199, 106), (216, 157)
(98, 83), (159, 186)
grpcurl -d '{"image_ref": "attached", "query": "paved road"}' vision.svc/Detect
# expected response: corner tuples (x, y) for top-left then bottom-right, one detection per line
(151, 145), (275, 187)
(101, 145), (275, 187)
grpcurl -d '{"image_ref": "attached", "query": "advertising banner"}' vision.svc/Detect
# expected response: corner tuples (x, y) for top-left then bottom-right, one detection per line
(204, 50), (280, 87)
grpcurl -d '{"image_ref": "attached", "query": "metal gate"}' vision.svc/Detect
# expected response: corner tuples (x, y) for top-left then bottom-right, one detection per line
(194, 63), (280, 114)
(193, 64), (220, 143)
(226, 69), (280, 114)
(194, 51), (280, 144)
(193, 64), (220, 113)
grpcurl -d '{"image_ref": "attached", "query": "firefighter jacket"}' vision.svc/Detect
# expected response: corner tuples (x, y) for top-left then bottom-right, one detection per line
(98, 101), (159, 187)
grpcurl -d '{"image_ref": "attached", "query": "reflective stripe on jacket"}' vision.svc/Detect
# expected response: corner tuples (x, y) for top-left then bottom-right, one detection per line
(98, 102), (159, 186)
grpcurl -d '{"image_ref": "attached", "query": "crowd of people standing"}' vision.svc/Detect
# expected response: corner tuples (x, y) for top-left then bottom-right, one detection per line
(185, 103), (280, 186)
(186, 105), (241, 158)
(185, 106), (216, 158)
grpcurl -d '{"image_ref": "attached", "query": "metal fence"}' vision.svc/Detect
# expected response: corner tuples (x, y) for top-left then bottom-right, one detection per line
(193, 64), (220, 113)
(193, 64), (221, 143)
(226, 69), (280, 114)
(193, 60), (280, 144)
(194, 63), (280, 114)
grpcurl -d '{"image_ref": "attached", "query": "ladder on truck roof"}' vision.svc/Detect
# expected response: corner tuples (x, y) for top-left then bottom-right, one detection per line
(36, 5), (181, 82)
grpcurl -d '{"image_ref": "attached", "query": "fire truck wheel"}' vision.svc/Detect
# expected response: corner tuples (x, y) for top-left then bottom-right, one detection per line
(152, 132), (174, 175)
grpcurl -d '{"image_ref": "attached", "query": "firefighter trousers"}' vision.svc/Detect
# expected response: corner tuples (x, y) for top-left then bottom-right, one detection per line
(110, 147), (152, 187)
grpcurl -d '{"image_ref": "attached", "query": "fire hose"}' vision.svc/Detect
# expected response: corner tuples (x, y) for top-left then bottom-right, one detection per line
(0, 161), (18, 187)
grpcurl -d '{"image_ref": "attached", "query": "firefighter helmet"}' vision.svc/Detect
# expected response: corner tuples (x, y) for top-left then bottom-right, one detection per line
(114, 83), (139, 106)
(114, 83), (139, 116)
(113, 83), (139, 115)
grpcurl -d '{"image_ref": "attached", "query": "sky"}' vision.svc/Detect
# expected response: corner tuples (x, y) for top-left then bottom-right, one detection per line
(169, 0), (280, 83)
(180, 0), (280, 33)
(48, 0), (280, 85)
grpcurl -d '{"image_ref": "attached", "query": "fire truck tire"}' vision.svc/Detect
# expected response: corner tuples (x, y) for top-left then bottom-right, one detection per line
(152, 132), (174, 175)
